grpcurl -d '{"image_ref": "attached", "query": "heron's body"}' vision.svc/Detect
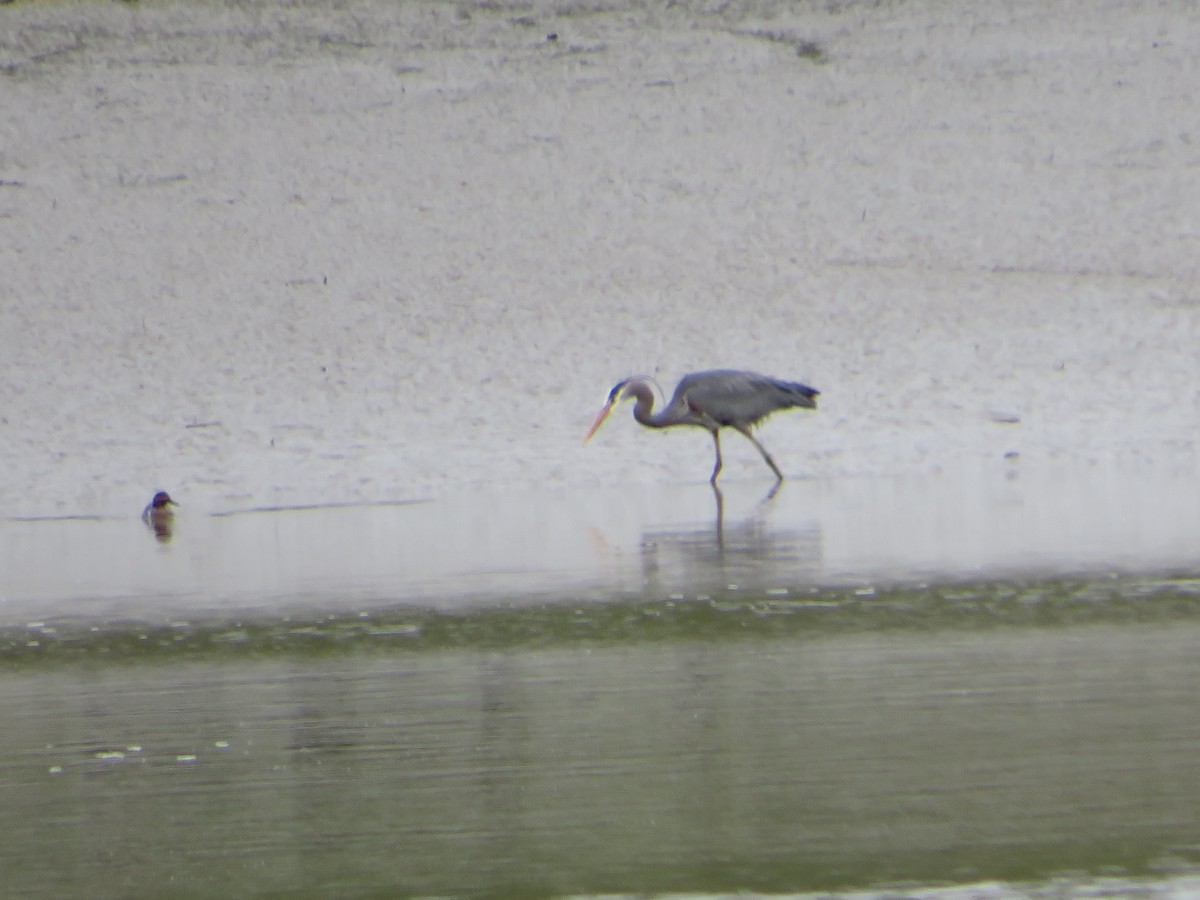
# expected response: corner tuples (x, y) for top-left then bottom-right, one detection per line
(585, 369), (819, 484)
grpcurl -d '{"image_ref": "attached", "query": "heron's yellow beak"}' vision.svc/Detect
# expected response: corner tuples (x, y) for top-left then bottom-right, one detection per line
(584, 400), (616, 443)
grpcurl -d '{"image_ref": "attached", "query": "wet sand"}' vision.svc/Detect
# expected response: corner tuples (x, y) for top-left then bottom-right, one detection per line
(1, 0), (1198, 519)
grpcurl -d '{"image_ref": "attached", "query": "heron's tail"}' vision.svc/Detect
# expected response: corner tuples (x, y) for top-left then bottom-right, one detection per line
(778, 379), (819, 409)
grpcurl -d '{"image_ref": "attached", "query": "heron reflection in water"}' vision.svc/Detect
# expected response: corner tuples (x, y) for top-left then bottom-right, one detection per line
(585, 369), (819, 485)
(637, 482), (822, 594)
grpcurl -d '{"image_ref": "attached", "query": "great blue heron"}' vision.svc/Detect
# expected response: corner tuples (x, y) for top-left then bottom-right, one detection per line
(585, 369), (819, 484)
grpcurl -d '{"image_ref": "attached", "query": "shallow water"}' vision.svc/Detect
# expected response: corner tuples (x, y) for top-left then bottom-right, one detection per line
(3, 462), (1200, 897)
(4, 458), (1199, 625)
(7, 605), (1200, 897)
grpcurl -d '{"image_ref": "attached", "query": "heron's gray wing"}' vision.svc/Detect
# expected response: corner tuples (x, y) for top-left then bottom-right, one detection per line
(674, 370), (808, 427)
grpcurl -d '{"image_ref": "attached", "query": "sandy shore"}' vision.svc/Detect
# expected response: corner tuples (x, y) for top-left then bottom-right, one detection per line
(1, 0), (1198, 518)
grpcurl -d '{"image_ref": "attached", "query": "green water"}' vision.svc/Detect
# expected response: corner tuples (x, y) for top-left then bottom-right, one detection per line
(4, 574), (1200, 662)
(5, 578), (1200, 898)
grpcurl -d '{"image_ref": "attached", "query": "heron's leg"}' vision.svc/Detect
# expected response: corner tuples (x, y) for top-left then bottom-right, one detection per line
(709, 430), (723, 484)
(734, 425), (784, 482)
(710, 482), (725, 546)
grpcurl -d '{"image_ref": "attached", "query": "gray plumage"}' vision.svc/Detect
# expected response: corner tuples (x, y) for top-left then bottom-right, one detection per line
(586, 369), (819, 484)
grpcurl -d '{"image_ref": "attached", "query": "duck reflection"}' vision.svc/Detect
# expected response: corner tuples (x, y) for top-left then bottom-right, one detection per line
(142, 491), (178, 543)
(639, 484), (821, 595)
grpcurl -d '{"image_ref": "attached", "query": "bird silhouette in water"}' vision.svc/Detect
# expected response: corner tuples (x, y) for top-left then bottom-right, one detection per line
(585, 369), (819, 485)
(142, 491), (178, 542)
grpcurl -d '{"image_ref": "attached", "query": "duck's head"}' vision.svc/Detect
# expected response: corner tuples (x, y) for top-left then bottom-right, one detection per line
(149, 491), (178, 511)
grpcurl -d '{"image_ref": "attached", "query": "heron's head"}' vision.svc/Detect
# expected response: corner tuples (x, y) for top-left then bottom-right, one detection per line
(584, 377), (658, 442)
(584, 381), (624, 443)
(605, 379), (635, 405)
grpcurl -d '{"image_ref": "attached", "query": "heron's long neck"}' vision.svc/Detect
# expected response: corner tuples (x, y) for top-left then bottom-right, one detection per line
(626, 382), (670, 428)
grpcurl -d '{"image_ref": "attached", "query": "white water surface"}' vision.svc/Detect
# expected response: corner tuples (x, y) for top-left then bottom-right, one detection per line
(2, 458), (1198, 625)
